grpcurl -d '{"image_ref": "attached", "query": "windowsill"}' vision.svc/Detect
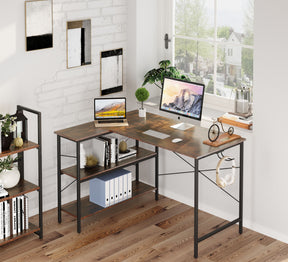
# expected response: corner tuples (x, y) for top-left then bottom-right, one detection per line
(144, 95), (253, 133)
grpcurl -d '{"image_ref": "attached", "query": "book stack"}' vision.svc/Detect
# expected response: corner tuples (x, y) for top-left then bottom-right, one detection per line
(81, 135), (120, 168)
(219, 113), (253, 130)
(0, 195), (29, 240)
(89, 169), (132, 208)
(118, 148), (137, 161)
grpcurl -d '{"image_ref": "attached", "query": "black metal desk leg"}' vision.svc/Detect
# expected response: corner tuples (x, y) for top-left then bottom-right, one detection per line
(155, 146), (159, 201)
(239, 142), (244, 234)
(135, 140), (139, 181)
(194, 158), (199, 258)
(57, 135), (62, 224)
(76, 142), (81, 233)
(38, 120), (43, 239)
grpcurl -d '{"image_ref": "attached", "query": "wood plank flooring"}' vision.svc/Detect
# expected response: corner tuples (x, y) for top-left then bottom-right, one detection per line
(1, 193), (288, 262)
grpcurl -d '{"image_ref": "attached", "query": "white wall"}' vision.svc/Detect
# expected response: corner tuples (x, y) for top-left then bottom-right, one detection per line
(252, 0), (288, 242)
(0, 0), (128, 214)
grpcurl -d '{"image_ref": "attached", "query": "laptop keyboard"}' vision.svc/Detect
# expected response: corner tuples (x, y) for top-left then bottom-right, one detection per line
(98, 119), (124, 124)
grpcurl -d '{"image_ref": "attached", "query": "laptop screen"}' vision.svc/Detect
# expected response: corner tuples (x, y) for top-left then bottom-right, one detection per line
(94, 97), (126, 120)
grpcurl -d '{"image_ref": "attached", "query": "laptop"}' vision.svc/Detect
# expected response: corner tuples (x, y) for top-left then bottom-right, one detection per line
(94, 97), (129, 127)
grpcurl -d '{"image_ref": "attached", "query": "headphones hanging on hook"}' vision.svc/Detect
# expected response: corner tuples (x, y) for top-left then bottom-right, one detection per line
(216, 156), (236, 188)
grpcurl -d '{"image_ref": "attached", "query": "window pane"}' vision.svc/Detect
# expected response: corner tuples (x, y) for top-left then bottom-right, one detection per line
(217, 0), (254, 45)
(175, 0), (214, 38)
(216, 45), (253, 98)
(173, 0), (254, 100)
(175, 38), (214, 93)
(241, 47), (253, 87)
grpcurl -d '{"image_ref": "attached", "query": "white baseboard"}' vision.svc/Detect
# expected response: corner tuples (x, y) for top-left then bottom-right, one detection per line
(159, 187), (288, 245)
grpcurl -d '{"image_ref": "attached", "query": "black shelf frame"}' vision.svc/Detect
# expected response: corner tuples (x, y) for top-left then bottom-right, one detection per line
(0, 105), (42, 245)
(57, 135), (158, 233)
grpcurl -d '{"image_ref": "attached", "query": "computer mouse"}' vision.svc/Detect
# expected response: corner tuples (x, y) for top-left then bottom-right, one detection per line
(172, 138), (183, 143)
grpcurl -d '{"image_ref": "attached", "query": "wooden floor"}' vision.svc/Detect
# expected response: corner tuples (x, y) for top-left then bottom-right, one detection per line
(1, 193), (288, 262)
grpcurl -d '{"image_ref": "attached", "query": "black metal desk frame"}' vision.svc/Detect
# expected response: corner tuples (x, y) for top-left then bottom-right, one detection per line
(56, 111), (244, 259)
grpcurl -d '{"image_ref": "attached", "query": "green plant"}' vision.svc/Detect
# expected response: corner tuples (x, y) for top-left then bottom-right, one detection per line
(135, 87), (150, 109)
(0, 156), (17, 173)
(142, 60), (191, 89)
(0, 114), (16, 137)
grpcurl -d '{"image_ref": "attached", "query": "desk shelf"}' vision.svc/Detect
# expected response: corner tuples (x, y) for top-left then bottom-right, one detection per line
(56, 127), (158, 233)
(62, 181), (155, 219)
(0, 180), (40, 203)
(0, 141), (39, 158)
(61, 147), (157, 182)
(0, 223), (40, 247)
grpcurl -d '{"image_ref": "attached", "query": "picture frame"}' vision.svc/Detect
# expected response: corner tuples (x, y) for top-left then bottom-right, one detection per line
(100, 48), (123, 96)
(25, 0), (53, 51)
(67, 20), (91, 69)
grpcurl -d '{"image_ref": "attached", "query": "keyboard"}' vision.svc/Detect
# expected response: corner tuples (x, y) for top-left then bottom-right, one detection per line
(98, 119), (124, 124)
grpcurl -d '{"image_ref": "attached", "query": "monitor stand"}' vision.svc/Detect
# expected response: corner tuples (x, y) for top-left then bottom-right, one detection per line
(170, 122), (194, 131)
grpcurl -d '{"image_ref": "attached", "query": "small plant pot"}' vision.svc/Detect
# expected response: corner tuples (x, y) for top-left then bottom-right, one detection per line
(139, 108), (146, 118)
(0, 166), (20, 188)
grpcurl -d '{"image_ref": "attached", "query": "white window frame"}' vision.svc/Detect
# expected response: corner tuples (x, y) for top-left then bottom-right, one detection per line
(162, 0), (254, 112)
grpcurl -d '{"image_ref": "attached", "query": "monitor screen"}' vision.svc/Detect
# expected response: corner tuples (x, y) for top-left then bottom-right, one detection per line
(94, 97), (126, 120)
(159, 77), (205, 121)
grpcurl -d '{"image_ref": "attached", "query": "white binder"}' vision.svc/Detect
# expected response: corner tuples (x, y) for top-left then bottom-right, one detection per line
(114, 176), (119, 204)
(123, 173), (128, 200)
(109, 176), (115, 205)
(127, 172), (132, 198)
(118, 175), (123, 202)
(89, 175), (110, 208)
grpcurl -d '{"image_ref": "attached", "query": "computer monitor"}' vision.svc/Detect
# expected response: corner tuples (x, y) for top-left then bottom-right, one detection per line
(159, 77), (205, 130)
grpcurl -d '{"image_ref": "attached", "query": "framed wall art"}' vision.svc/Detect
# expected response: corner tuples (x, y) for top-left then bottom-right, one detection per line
(100, 48), (123, 96)
(25, 0), (53, 51)
(67, 20), (91, 68)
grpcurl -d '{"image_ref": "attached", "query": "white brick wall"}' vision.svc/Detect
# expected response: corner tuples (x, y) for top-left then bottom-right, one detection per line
(33, 0), (128, 215)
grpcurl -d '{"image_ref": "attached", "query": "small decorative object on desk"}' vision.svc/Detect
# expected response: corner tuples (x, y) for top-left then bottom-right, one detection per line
(234, 86), (252, 115)
(85, 155), (98, 169)
(119, 140), (128, 153)
(135, 87), (149, 117)
(0, 155), (20, 189)
(14, 137), (24, 148)
(12, 109), (28, 141)
(203, 118), (241, 147)
(0, 114), (17, 151)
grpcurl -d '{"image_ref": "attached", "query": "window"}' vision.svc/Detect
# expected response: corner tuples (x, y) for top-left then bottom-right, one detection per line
(174, 0), (254, 99)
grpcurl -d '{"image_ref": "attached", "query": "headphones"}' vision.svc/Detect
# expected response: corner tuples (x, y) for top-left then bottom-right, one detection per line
(216, 156), (236, 188)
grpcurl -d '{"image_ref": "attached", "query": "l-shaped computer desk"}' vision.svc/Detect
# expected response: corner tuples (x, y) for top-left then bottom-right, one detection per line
(55, 110), (245, 259)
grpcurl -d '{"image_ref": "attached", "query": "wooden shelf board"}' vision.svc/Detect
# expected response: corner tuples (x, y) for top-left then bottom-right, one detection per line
(61, 147), (157, 181)
(0, 141), (39, 158)
(0, 180), (40, 202)
(61, 181), (155, 219)
(218, 116), (252, 130)
(203, 133), (242, 147)
(54, 122), (111, 142)
(0, 222), (40, 246)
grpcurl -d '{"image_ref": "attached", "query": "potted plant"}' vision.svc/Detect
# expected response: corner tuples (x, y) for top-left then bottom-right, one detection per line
(135, 87), (150, 117)
(0, 114), (17, 151)
(0, 155), (20, 188)
(142, 60), (191, 89)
